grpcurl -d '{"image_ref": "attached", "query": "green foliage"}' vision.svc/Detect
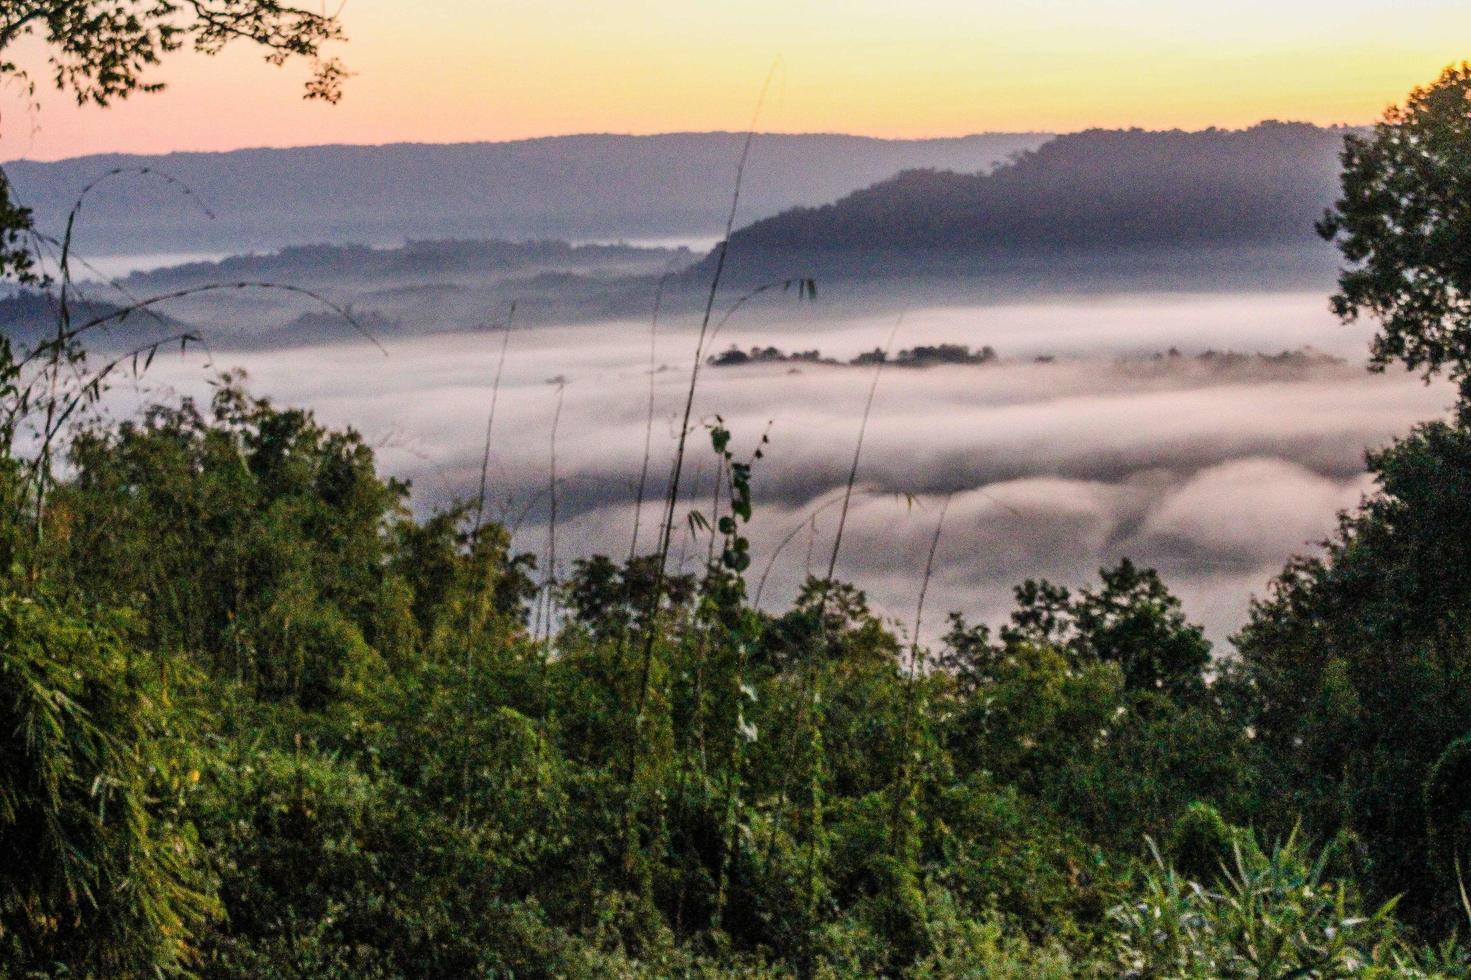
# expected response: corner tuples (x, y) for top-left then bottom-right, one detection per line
(941, 565), (1251, 855)
(563, 553), (695, 644)
(0, 1), (345, 109)
(1111, 832), (1428, 978)
(998, 558), (1212, 701)
(0, 594), (215, 976)
(1319, 62), (1471, 403)
(0, 179), (36, 283)
(905, 895), (1075, 979)
(1424, 735), (1471, 898)
(1234, 419), (1471, 928)
(1166, 802), (1261, 887)
(46, 378), (413, 706)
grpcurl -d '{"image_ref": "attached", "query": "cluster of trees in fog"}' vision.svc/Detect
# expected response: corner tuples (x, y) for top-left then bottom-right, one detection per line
(709, 342), (997, 368)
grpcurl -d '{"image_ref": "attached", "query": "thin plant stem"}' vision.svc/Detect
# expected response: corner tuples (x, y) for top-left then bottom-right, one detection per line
(823, 314), (902, 590)
(472, 301), (516, 546)
(630, 269), (675, 562)
(634, 70), (794, 653)
(753, 492), (856, 608)
(541, 380), (567, 649)
(890, 493), (953, 852)
(792, 313), (902, 919)
(51, 281), (384, 355)
(707, 454), (724, 571)
(911, 493), (953, 674)
(622, 62), (779, 883)
(461, 302), (516, 827)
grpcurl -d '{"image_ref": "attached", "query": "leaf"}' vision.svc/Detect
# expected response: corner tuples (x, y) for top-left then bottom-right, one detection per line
(737, 712), (758, 743)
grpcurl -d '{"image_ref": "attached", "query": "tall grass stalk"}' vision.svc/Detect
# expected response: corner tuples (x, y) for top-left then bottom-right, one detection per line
(460, 302), (516, 826)
(20, 280), (371, 549)
(911, 493), (952, 676)
(471, 301), (516, 548)
(75, 281), (382, 351)
(822, 314), (902, 589)
(19, 165), (372, 550)
(623, 68), (778, 878)
(538, 380), (567, 649)
(649, 127), (764, 586)
(752, 492), (850, 608)
(793, 313), (902, 921)
(706, 454), (724, 570)
(890, 493), (952, 851)
(629, 268), (676, 562)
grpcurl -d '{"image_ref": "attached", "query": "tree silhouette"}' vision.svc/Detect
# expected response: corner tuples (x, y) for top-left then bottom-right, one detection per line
(0, 0), (348, 279)
(1319, 63), (1471, 408)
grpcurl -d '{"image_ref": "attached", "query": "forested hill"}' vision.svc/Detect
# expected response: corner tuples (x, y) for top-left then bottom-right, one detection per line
(3, 132), (1047, 255)
(715, 122), (1353, 276)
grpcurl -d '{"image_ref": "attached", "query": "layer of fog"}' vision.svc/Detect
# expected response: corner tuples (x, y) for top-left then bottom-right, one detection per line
(136, 290), (1454, 648)
(74, 251), (237, 281)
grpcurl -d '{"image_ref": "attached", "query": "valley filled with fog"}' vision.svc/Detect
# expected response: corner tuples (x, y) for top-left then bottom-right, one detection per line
(16, 121), (1451, 647)
(128, 287), (1451, 645)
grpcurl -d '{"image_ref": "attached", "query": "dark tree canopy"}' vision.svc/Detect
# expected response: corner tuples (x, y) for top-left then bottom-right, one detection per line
(1232, 419), (1471, 928)
(0, 0), (347, 279)
(1319, 63), (1471, 402)
(998, 559), (1212, 702)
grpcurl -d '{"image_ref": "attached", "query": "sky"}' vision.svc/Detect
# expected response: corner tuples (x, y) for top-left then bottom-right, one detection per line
(3, 0), (1470, 159)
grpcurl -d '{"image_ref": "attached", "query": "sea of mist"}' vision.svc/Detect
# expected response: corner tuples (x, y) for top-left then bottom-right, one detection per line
(130, 289), (1454, 649)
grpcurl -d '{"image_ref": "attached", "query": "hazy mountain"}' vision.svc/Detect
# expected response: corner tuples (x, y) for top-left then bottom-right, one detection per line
(119, 239), (690, 289)
(3, 132), (1048, 257)
(713, 122), (1354, 281)
(85, 238), (687, 347)
(15, 124), (1365, 350)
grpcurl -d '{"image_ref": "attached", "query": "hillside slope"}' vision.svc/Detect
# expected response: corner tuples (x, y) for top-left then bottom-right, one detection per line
(714, 122), (1351, 280)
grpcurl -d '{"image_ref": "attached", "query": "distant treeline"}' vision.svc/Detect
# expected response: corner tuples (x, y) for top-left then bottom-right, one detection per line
(706, 342), (1345, 373)
(121, 239), (685, 288)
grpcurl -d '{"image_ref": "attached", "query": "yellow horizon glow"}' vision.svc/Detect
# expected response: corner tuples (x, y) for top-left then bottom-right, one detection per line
(3, 0), (1470, 160)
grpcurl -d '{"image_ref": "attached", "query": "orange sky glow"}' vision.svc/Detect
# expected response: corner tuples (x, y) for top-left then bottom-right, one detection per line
(4, 0), (1470, 160)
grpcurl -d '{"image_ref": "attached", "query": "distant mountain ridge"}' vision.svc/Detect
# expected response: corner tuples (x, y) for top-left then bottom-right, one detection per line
(3, 132), (1049, 257)
(117, 239), (687, 287)
(715, 122), (1355, 280)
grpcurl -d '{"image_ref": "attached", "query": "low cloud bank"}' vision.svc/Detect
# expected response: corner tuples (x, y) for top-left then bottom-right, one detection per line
(140, 291), (1453, 645)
